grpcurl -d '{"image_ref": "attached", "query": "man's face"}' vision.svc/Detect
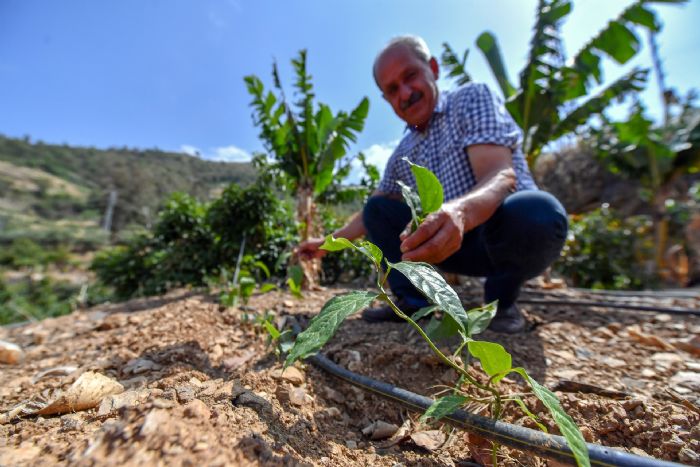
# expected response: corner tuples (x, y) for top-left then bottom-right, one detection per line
(375, 45), (439, 131)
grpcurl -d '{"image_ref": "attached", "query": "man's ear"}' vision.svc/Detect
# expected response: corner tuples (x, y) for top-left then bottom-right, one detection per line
(429, 57), (439, 79)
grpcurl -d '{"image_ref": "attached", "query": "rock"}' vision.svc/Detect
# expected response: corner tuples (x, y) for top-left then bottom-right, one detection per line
(272, 367), (304, 385)
(184, 399), (210, 419)
(574, 347), (593, 359)
(222, 350), (256, 370)
(324, 407), (341, 418)
(34, 372), (123, 416)
(175, 385), (196, 403)
(410, 430), (445, 451)
(690, 425), (700, 441)
(362, 421), (399, 440)
(599, 356), (626, 368)
(679, 447), (700, 464)
(651, 353), (684, 373)
(151, 398), (175, 409)
(670, 371), (700, 392)
(641, 369), (656, 378)
(289, 388), (311, 406)
(673, 335), (700, 357)
(553, 369), (583, 379)
(0, 340), (24, 365)
(345, 440), (357, 449)
(323, 386), (345, 404)
(60, 414), (83, 431)
(626, 326), (675, 351)
(97, 389), (150, 415)
(140, 409), (171, 436)
(210, 344), (223, 360)
(123, 358), (162, 375)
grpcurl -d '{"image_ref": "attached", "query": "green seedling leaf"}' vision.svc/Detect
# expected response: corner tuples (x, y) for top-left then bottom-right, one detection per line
(468, 341), (512, 384)
(466, 301), (498, 337)
(397, 180), (421, 232)
(357, 240), (383, 265)
(411, 304), (440, 321)
(404, 158), (444, 214)
(512, 368), (590, 467)
(287, 265), (303, 298)
(263, 320), (281, 339)
(259, 283), (277, 294)
(420, 394), (468, 424)
(320, 235), (355, 252)
(285, 291), (378, 367)
(425, 313), (462, 341)
(321, 235), (382, 265)
(389, 261), (469, 334)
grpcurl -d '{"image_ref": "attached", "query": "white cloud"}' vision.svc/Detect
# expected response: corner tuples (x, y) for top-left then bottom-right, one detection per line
(210, 145), (252, 162)
(346, 140), (398, 184)
(180, 144), (201, 157)
(179, 144), (252, 163)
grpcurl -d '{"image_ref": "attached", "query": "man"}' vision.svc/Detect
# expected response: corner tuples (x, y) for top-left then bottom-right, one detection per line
(298, 35), (567, 333)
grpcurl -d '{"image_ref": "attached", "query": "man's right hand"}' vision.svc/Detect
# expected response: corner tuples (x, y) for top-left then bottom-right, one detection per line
(296, 237), (328, 260)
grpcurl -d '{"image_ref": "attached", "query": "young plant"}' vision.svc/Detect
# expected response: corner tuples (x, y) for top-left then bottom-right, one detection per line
(285, 160), (589, 467)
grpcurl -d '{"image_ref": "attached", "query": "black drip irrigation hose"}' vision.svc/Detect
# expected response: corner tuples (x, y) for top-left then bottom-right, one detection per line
(516, 298), (700, 316)
(305, 351), (685, 467)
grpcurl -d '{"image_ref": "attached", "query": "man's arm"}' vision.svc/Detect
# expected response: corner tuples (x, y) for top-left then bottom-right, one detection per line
(296, 190), (397, 259)
(399, 144), (515, 263)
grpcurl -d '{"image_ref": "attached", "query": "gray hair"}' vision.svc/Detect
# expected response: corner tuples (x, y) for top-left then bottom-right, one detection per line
(373, 35), (432, 83)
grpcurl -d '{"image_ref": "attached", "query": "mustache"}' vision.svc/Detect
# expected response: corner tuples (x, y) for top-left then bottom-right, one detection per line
(400, 91), (423, 111)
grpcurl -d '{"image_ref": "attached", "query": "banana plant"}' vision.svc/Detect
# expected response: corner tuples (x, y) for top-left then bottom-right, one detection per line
(244, 50), (370, 288)
(591, 93), (700, 276)
(442, 0), (687, 167)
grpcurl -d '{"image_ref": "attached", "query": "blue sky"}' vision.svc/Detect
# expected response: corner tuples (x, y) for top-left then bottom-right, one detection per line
(1, 0), (698, 176)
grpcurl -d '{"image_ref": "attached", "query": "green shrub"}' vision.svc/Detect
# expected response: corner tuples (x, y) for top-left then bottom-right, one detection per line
(554, 205), (657, 289)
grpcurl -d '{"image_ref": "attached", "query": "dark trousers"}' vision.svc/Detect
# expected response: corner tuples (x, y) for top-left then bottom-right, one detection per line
(362, 190), (568, 310)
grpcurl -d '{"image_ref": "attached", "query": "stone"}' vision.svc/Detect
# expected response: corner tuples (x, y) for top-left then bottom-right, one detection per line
(670, 371), (700, 392)
(410, 430), (446, 451)
(323, 386), (345, 404)
(175, 385), (196, 403)
(140, 409), (171, 436)
(362, 421), (399, 440)
(325, 407), (341, 418)
(97, 389), (149, 416)
(123, 358), (162, 375)
(0, 340), (24, 365)
(679, 447), (700, 464)
(289, 388), (310, 406)
(599, 356), (626, 368)
(272, 367), (305, 386)
(345, 440), (357, 449)
(184, 399), (210, 419)
(210, 344), (223, 360)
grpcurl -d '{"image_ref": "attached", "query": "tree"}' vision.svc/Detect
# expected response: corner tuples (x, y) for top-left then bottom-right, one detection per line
(244, 50), (369, 287)
(441, 0), (686, 167)
(591, 92), (700, 277)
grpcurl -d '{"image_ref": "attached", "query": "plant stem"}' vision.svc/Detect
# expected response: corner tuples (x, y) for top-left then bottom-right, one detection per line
(379, 291), (500, 400)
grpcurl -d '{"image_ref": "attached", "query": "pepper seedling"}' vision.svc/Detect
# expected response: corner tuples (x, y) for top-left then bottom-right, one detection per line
(285, 160), (589, 467)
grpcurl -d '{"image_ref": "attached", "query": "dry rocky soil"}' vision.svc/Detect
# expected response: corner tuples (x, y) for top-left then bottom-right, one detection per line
(1, 280), (699, 466)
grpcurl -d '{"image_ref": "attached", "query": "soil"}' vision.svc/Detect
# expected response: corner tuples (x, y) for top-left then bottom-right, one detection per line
(1, 280), (699, 466)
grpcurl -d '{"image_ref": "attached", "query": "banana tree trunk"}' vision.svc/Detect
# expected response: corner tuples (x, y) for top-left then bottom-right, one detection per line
(296, 185), (321, 289)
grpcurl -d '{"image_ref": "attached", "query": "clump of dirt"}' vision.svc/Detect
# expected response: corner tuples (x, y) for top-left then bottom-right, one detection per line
(1, 283), (699, 466)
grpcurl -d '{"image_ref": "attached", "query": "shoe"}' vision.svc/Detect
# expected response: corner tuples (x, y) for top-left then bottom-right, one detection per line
(487, 304), (526, 334)
(361, 298), (427, 323)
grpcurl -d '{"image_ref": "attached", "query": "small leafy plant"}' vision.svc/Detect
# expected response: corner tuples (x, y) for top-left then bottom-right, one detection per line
(285, 160), (589, 466)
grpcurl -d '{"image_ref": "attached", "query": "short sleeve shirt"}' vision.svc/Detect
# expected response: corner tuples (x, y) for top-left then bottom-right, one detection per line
(377, 83), (538, 201)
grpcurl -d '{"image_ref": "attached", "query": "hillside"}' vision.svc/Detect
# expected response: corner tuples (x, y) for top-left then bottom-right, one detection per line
(0, 135), (257, 235)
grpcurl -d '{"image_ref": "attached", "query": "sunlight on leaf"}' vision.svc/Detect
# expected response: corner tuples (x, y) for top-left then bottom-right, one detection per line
(285, 291), (378, 367)
(467, 341), (511, 383)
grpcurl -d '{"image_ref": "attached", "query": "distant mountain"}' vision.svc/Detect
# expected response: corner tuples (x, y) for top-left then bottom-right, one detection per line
(0, 134), (257, 236)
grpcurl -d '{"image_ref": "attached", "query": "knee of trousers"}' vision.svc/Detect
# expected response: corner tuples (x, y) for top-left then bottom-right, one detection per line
(492, 191), (568, 264)
(362, 195), (410, 235)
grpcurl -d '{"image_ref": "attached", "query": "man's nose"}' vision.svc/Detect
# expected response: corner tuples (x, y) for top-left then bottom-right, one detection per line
(398, 83), (413, 101)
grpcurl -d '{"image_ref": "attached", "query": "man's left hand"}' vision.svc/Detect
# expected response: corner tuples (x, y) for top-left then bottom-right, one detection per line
(399, 201), (466, 263)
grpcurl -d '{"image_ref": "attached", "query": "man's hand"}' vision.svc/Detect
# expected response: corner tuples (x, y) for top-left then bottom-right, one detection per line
(399, 200), (467, 263)
(296, 237), (328, 260)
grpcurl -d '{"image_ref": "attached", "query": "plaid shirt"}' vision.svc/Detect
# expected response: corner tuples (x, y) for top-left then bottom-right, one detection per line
(377, 83), (537, 201)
